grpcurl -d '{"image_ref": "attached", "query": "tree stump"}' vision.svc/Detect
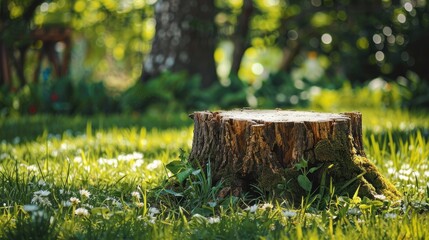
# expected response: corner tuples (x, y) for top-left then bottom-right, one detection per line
(189, 110), (401, 202)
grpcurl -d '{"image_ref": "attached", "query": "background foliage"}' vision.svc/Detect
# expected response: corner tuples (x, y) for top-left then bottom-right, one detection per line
(1, 0), (429, 115)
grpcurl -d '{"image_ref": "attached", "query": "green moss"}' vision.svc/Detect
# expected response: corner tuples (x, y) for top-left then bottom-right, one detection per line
(313, 136), (401, 200)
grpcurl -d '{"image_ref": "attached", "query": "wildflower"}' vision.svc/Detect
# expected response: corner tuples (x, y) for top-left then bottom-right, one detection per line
(50, 92), (59, 102)
(79, 189), (91, 199)
(82, 203), (93, 209)
(208, 216), (220, 224)
(31, 195), (52, 207)
(269, 223), (276, 231)
(70, 197), (81, 205)
(192, 214), (206, 220)
(347, 208), (361, 216)
(374, 194), (387, 201)
(148, 207), (160, 216)
(38, 180), (47, 186)
(384, 213), (397, 219)
(74, 156), (83, 163)
(27, 165), (38, 172)
(149, 216), (156, 224)
(135, 202), (144, 208)
(34, 190), (50, 197)
(23, 205), (39, 212)
(132, 159), (145, 171)
(28, 105), (37, 115)
(112, 199), (122, 208)
(75, 208), (90, 217)
(0, 153), (9, 160)
(260, 203), (273, 210)
(131, 191), (141, 200)
(245, 204), (258, 213)
(146, 160), (162, 171)
(282, 210), (297, 218)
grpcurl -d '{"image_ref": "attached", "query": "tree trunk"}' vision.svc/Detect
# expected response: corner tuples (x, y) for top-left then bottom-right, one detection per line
(0, 41), (12, 86)
(141, 0), (217, 88)
(230, 0), (254, 77)
(189, 110), (401, 203)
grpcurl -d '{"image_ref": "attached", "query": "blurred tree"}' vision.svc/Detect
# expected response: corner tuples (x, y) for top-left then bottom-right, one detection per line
(0, 0), (44, 87)
(229, 0), (254, 77)
(141, 0), (217, 88)
(272, 0), (429, 82)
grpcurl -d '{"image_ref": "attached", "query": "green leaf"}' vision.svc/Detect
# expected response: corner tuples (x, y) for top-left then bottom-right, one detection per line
(176, 168), (193, 183)
(295, 159), (308, 171)
(166, 160), (184, 175)
(308, 164), (322, 173)
(297, 175), (312, 192)
(162, 189), (184, 197)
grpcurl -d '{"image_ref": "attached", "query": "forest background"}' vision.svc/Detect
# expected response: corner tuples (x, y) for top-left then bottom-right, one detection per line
(1, 0), (429, 115)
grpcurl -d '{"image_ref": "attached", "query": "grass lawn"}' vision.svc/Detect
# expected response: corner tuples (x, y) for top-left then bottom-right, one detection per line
(1, 108), (429, 239)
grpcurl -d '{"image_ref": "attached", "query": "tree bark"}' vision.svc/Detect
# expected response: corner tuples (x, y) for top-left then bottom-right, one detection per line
(189, 110), (401, 203)
(141, 0), (218, 88)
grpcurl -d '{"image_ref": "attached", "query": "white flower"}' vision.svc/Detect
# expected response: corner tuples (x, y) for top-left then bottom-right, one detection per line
(282, 210), (297, 218)
(38, 180), (47, 186)
(0, 153), (9, 160)
(131, 191), (141, 200)
(146, 160), (162, 171)
(192, 214), (206, 220)
(374, 194), (387, 201)
(27, 165), (38, 172)
(347, 208), (361, 216)
(82, 203), (93, 209)
(148, 207), (160, 215)
(31, 195), (52, 207)
(384, 213), (397, 219)
(74, 156), (83, 163)
(34, 190), (50, 197)
(31, 195), (42, 205)
(79, 189), (91, 199)
(70, 197), (80, 205)
(132, 159), (145, 171)
(245, 204), (258, 213)
(23, 205), (39, 212)
(260, 203), (273, 210)
(112, 199), (122, 208)
(208, 216), (220, 224)
(135, 202), (144, 208)
(75, 207), (90, 217)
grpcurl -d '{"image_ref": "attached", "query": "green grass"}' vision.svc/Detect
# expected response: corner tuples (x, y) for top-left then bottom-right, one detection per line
(1, 108), (429, 239)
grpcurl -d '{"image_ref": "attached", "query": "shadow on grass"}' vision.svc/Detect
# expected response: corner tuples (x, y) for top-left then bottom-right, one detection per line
(0, 112), (192, 143)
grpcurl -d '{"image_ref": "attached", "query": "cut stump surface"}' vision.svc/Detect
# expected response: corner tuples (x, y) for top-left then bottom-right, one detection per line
(189, 110), (400, 202)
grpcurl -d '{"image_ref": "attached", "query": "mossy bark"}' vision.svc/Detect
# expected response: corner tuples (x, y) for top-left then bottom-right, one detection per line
(189, 110), (401, 202)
